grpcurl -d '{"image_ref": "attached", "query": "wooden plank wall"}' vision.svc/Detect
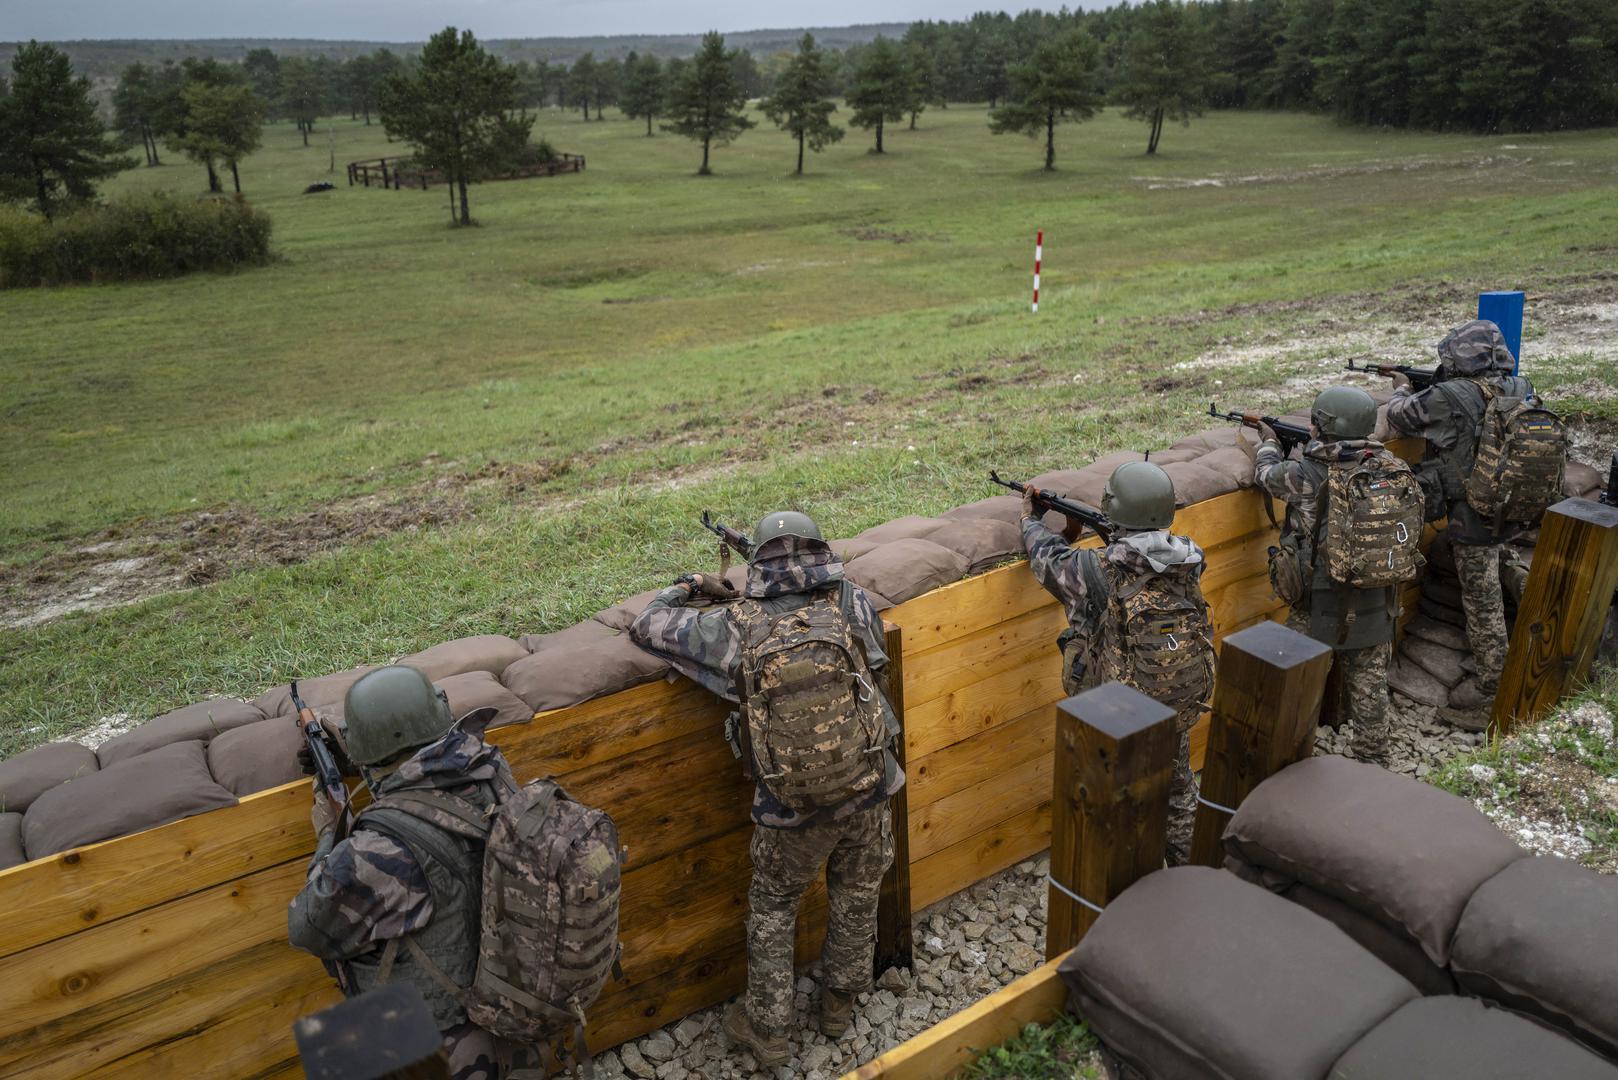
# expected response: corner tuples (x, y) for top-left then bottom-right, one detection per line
(0, 463), (1422, 1077)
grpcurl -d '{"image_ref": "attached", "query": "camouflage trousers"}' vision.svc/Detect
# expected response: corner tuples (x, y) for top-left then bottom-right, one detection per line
(1453, 541), (1510, 693)
(1166, 709), (1198, 867)
(444, 1022), (498, 1080)
(746, 803), (894, 1034)
(1288, 608), (1394, 765)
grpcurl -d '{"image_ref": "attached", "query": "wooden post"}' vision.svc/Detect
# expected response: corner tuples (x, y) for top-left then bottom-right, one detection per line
(1189, 621), (1333, 868)
(1046, 682), (1177, 959)
(873, 622), (915, 977)
(1492, 497), (1618, 735)
(294, 983), (449, 1079)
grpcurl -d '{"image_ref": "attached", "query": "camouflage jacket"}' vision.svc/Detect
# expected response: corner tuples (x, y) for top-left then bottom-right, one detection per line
(287, 729), (513, 966)
(1256, 436), (1399, 648)
(1022, 517), (1207, 630)
(1387, 373), (1536, 543)
(630, 536), (905, 828)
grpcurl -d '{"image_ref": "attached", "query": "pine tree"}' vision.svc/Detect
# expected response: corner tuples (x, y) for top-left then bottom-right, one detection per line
(988, 28), (1103, 170)
(175, 82), (265, 194)
(759, 33), (843, 174)
(0, 42), (134, 218)
(846, 38), (912, 153)
(569, 53), (597, 121)
(280, 57), (325, 147)
(1111, 0), (1212, 154)
(112, 62), (164, 166)
(620, 52), (666, 136)
(662, 31), (754, 175)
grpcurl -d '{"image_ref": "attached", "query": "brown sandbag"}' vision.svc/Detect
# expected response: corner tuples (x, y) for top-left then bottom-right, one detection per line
(1451, 856), (1618, 1062)
(591, 590), (664, 633)
(1419, 596), (1468, 628)
(1403, 615), (1470, 653)
(500, 633), (671, 712)
(97, 698), (267, 768)
(841, 538), (969, 605)
(436, 671), (534, 732)
(253, 665), (382, 719)
(1028, 468), (1106, 508)
(0, 742), (99, 814)
(1197, 445), (1261, 489)
(25, 741), (238, 856)
(852, 515), (948, 545)
(1223, 756), (1527, 968)
(0, 813), (24, 869)
(520, 619), (625, 654)
(925, 518), (1024, 574)
(828, 537), (882, 563)
(1160, 460), (1239, 507)
(1169, 426), (1260, 456)
(398, 635), (528, 682)
(1061, 866), (1418, 1080)
(1566, 460), (1603, 501)
(940, 495), (1024, 527)
(206, 717), (306, 797)
(1328, 996), (1618, 1080)
(1399, 637), (1468, 690)
(1139, 447), (1202, 465)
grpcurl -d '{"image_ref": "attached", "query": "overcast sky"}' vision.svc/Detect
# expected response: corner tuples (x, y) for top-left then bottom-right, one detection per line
(7, 1), (1021, 42)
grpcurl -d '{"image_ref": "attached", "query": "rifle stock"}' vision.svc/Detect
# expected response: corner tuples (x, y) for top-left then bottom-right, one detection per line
(989, 471), (1115, 544)
(1208, 403), (1312, 457)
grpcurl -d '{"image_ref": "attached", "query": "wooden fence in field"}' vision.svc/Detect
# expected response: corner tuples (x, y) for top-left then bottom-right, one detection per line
(347, 154), (586, 190)
(0, 454), (1433, 1077)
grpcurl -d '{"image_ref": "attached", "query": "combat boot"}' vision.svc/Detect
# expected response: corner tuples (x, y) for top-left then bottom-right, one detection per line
(1440, 677), (1493, 732)
(820, 988), (855, 1038)
(722, 1002), (789, 1067)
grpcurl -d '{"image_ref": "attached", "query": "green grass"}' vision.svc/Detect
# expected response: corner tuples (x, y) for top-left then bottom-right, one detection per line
(963, 1014), (1101, 1080)
(2, 104), (1618, 751)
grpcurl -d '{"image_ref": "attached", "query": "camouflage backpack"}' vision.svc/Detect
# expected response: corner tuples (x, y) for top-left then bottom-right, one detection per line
(363, 780), (622, 1072)
(1086, 561), (1214, 713)
(1322, 448), (1426, 589)
(1463, 382), (1567, 529)
(732, 589), (886, 812)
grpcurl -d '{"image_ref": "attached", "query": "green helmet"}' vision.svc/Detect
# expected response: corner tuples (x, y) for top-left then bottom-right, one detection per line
(343, 665), (453, 767)
(1311, 386), (1378, 440)
(1102, 461), (1176, 530)
(752, 510), (823, 556)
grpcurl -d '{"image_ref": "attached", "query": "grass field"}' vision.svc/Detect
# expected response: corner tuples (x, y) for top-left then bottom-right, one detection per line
(3, 103), (1617, 751)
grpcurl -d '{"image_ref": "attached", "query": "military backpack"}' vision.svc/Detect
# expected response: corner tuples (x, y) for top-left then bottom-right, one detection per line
(1322, 448), (1426, 589)
(1069, 557), (1214, 713)
(361, 779), (622, 1074)
(733, 589), (887, 811)
(1462, 382), (1567, 529)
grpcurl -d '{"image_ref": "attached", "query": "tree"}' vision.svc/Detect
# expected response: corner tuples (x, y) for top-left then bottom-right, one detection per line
(175, 82), (265, 193)
(595, 57), (622, 120)
(112, 62), (164, 166)
(242, 48), (281, 112)
(846, 37), (912, 153)
(620, 51), (666, 136)
(0, 41), (133, 218)
(1112, 0), (1212, 154)
(975, 32), (1014, 107)
(759, 33), (843, 174)
(903, 40), (936, 128)
(662, 31), (754, 175)
(280, 57), (325, 146)
(568, 53), (597, 121)
(988, 28), (1103, 170)
(379, 26), (524, 225)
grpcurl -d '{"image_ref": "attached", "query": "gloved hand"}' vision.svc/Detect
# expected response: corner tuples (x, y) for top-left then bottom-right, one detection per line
(690, 573), (739, 601)
(1021, 484), (1040, 521)
(297, 735), (360, 779)
(310, 791), (339, 838)
(1256, 422), (1279, 447)
(1389, 371), (1412, 392)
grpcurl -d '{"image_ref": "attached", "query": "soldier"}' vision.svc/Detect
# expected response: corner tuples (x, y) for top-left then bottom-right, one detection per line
(1386, 319), (1560, 723)
(630, 512), (902, 1068)
(1255, 387), (1422, 765)
(288, 665), (520, 1080)
(1021, 461), (1215, 866)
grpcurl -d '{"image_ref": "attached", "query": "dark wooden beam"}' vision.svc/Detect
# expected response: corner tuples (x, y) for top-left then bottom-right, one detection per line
(874, 622), (915, 978)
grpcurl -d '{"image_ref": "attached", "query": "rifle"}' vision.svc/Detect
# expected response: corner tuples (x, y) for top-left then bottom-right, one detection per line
(990, 471), (1114, 544)
(292, 680), (355, 994)
(701, 510), (755, 574)
(1604, 450), (1618, 508)
(1346, 357), (1445, 390)
(1208, 403), (1313, 458)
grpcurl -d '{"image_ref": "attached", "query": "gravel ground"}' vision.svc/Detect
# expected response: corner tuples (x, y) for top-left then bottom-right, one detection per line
(594, 856), (1054, 1080)
(1316, 689), (1488, 777)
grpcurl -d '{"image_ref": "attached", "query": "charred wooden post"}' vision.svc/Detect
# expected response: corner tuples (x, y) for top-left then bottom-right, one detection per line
(874, 622), (915, 977)
(1046, 682), (1177, 959)
(294, 983), (450, 1080)
(1492, 497), (1618, 735)
(1189, 621), (1333, 868)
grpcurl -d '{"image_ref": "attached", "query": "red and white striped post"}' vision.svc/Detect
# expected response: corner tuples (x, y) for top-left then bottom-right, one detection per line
(1032, 230), (1042, 313)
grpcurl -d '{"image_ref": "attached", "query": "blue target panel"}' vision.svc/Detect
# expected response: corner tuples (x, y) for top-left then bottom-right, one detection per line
(1477, 291), (1525, 373)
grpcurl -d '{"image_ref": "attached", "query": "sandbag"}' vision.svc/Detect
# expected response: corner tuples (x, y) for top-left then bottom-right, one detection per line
(96, 698), (267, 768)
(1387, 655), (1452, 708)
(940, 495), (1024, 528)
(520, 619), (625, 654)
(1403, 615), (1470, 653)
(1197, 445), (1261, 489)
(398, 635), (528, 682)
(591, 589), (664, 633)
(841, 538), (970, 605)
(852, 515), (948, 545)
(253, 665), (382, 719)
(1223, 756), (1527, 968)
(0, 742), (99, 814)
(1566, 460), (1603, 501)
(436, 671), (534, 732)
(207, 716), (306, 797)
(1425, 532), (1457, 576)
(1282, 879), (1456, 996)
(24, 741), (237, 856)
(1061, 866), (1417, 1080)
(1422, 576), (1465, 612)
(1169, 426), (1260, 456)
(1328, 996), (1618, 1079)
(1398, 637), (1468, 690)
(925, 518), (1024, 574)
(1451, 856), (1618, 1062)
(828, 537), (881, 563)
(1419, 596), (1468, 628)
(0, 813), (24, 869)
(1028, 468), (1105, 508)
(1160, 460), (1239, 507)
(500, 633), (671, 712)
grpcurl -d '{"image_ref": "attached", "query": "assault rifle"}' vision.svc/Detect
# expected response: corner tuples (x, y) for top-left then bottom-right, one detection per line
(701, 511), (754, 573)
(990, 471), (1115, 544)
(291, 680), (355, 993)
(1208, 403), (1313, 458)
(1346, 357), (1446, 390)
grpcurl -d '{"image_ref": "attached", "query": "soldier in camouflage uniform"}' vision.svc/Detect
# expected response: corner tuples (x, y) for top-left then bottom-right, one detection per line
(630, 513), (902, 1067)
(288, 666), (520, 1080)
(1022, 461), (1214, 866)
(1255, 387), (1398, 764)
(1387, 319), (1537, 723)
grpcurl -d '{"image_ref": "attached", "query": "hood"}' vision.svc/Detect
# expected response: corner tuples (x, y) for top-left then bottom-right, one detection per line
(1437, 319), (1514, 376)
(746, 535), (845, 599)
(1109, 530), (1204, 574)
(1306, 437), (1384, 463)
(373, 726), (513, 797)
